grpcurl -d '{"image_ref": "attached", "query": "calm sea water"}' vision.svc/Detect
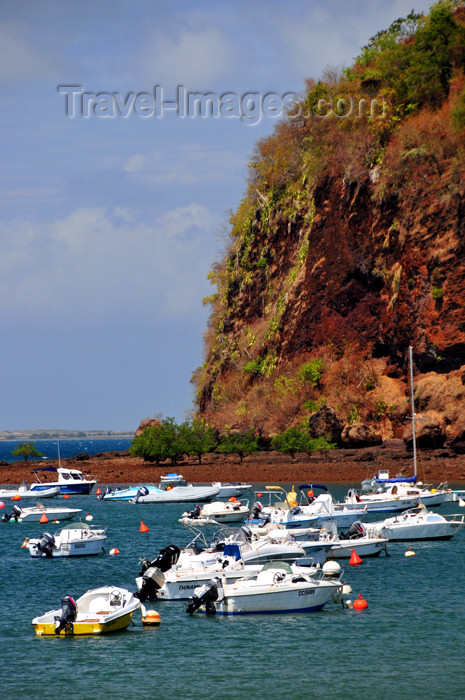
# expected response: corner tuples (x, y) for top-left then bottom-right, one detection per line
(0, 437), (133, 464)
(0, 454), (464, 698)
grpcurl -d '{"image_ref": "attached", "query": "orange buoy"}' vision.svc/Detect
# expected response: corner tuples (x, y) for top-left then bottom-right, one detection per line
(39, 512), (49, 523)
(353, 593), (368, 610)
(142, 610), (161, 627)
(228, 496), (238, 502)
(349, 549), (363, 566)
(256, 493), (263, 498)
(95, 488), (102, 495)
(12, 495), (21, 501)
(109, 547), (120, 555)
(64, 494), (70, 499)
(21, 537), (29, 548)
(140, 521), (149, 533)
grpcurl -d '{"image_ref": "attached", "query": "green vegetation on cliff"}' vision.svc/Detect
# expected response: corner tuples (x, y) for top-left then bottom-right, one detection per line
(192, 1), (465, 443)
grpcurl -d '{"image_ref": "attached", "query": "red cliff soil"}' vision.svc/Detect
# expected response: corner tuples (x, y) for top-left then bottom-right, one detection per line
(1, 444), (465, 486)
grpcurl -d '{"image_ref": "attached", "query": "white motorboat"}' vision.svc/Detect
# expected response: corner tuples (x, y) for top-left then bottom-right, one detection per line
(185, 561), (344, 615)
(252, 485), (366, 529)
(30, 467), (97, 495)
(32, 586), (140, 635)
(26, 522), (107, 557)
(212, 482), (252, 498)
(318, 520), (389, 559)
(0, 482), (59, 499)
(2, 502), (82, 523)
(131, 483), (220, 504)
(179, 499), (250, 525)
(135, 542), (262, 601)
(343, 485), (420, 513)
(368, 505), (465, 541)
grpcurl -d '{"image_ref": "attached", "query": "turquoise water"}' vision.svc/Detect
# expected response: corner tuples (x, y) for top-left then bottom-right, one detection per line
(1, 483), (464, 699)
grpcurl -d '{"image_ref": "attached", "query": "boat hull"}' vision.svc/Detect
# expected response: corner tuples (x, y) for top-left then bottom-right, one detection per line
(16, 508), (81, 522)
(213, 581), (340, 615)
(30, 482), (95, 495)
(328, 538), (388, 558)
(0, 486), (60, 499)
(33, 610), (136, 635)
(137, 485), (220, 503)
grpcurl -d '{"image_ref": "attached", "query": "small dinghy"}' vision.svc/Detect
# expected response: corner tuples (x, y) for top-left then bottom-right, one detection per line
(0, 482), (59, 499)
(26, 522), (107, 557)
(32, 586), (140, 635)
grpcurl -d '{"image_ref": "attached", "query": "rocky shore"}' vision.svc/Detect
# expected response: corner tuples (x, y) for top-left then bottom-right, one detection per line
(1, 440), (465, 486)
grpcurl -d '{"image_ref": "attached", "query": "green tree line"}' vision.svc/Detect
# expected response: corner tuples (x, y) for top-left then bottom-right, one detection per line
(129, 417), (334, 465)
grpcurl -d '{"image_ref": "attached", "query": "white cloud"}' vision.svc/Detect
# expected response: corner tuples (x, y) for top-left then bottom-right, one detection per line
(0, 203), (220, 325)
(0, 21), (53, 83)
(141, 25), (239, 88)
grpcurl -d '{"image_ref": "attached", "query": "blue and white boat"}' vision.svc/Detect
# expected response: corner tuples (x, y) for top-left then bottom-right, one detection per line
(30, 467), (97, 495)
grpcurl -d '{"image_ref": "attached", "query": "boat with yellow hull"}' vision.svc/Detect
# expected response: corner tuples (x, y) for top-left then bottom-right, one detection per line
(32, 585), (140, 636)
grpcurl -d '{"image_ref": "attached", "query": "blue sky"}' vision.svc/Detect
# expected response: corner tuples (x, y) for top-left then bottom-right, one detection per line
(0, 0), (430, 431)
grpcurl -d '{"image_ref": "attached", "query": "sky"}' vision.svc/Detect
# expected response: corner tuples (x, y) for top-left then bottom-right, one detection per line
(0, 0), (432, 432)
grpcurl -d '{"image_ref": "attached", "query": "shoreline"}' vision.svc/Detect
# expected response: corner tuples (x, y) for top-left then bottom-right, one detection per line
(1, 444), (465, 486)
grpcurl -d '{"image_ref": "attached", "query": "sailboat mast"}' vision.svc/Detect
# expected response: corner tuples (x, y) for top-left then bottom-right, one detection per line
(409, 345), (417, 478)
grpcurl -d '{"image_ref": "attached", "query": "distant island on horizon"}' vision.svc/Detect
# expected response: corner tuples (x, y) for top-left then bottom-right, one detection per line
(0, 429), (135, 441)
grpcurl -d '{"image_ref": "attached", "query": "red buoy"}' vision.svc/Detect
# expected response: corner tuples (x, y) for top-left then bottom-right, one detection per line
(39, 512), (49, 523)
(95, 488), (102, 495)
(353, 593), (368, 610)
(140, 521), (149, 533)
(64, 494), (70, 499)
(349, 549), (363, 566)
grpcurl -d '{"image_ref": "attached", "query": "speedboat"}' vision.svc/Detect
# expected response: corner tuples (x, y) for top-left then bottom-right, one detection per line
(26, 522), (107, 557)
(318, 520), (389, 559)
(185, 561), (344, 615)
(30, 467), (97, 495)
(131, 483), (220, 504)
(32, 586), (140, 635)
(251, 485), (366, 530)
(361, 470), (451, 507)
(342, 485), (419, 513)
(368, 505), (465, 541)
(179, 499), (250, 525)
(0, 482), (59, 499)
(135, 542), (262, 601)
(2, 502), (81, 523)
(212, 482), (252, 498)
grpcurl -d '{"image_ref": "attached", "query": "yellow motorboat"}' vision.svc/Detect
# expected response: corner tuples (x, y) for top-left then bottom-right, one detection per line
(32, 585), (140, 636)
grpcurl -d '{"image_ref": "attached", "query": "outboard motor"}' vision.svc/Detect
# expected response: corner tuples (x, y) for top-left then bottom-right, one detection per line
(135, 544), (181, 602)
(132, 486), (149, 504)
(2, 505), (23, 523)
(339, 521), (365, 540)
(186, 578), (222, 615)
(187, 505), (201, 520)
(37, 532), (56, 557)
(251, 501), (262, 519)
(54, 595), (77, 634)
(98, 486), (112, 501)
(240, 525), (253, 542)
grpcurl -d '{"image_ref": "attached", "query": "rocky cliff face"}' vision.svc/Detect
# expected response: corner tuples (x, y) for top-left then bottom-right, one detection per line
(192, 6), (465, 451)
